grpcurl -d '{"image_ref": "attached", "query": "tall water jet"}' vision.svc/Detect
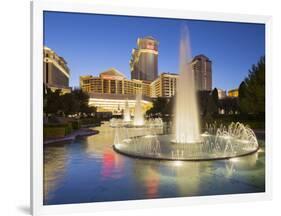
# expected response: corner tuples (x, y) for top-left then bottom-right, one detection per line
(174, 25), (201, 143)
(123, 99), (131, 122)
(133, 90), (144, 126)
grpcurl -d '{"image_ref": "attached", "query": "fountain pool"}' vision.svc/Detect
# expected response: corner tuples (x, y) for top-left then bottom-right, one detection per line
(113, 122), (259, 161)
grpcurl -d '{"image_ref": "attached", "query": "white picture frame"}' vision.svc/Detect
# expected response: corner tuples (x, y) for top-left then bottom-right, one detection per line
(31, 0), (272, 215)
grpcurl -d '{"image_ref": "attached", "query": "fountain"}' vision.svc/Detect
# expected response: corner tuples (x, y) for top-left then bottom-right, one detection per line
(109, 89), (163, 128)
(133, 90), (145, 126)
(113, 25), (259, 160)
(123, 99), (131, 122)
(173, 26), (201, 144)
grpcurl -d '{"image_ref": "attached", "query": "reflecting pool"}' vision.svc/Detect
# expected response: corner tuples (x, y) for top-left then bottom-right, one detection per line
(44, 122), (265, 205)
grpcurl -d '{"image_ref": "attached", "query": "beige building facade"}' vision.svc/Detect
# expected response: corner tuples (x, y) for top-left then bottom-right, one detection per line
(217, 88), (227, 99)
(228, 88), (239, 97)
(80, 68), (151, 97)
(150, 73), (178, 98)
(43, 46), (71, 94)
(80, 68), (152, 114)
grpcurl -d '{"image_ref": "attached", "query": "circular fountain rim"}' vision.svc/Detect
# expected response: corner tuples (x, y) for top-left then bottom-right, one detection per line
(113, 133), (260, 161)
(113, 144), (259, 161)
(170, 139), (204, 145)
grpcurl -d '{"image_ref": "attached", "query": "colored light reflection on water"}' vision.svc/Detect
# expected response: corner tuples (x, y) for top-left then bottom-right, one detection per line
(43, 123), (265, 205)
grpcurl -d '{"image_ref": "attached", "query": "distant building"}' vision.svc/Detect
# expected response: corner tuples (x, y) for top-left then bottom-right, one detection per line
(88, 93), (152, 115)
(80, 68), (153, 114)
(43, 46), (71, 94)
(80, 68), (150, 97)
(217, 88), (227, 99)
(191, 55), (212, 91)
(150, 73), (178, 98)
(228, 88), (239, 97)
(130, 36), (159, 81)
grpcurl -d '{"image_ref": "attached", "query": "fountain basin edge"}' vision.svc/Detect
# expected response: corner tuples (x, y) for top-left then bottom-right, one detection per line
(113, 144), (259, 161)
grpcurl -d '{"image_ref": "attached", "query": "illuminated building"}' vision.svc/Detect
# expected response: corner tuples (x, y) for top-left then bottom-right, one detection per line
(80, 52), (214, 114)
(191, 55), (212, 91)
(228, 88), (239, 97)
(80, 68), (152, 115)
(150, 73), (178, 98)
(80, 68), (150, 97)
(88, 93), (152, 115)
(130, 36), (159, 81)
(43, 46), (71, 94)
(217, 88), (227, 99)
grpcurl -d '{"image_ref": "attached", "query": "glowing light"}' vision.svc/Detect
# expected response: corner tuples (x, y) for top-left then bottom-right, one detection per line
(174, 161), (183, 167)
(201, 133), (210, 137)
(224, 135), (232, 140)
(230, 157), (240, 163)
(145, 135), (156, 138)
(239, 139), (250, 144)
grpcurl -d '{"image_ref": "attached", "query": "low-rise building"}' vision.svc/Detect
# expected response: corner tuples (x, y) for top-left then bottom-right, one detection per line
(217, 88), (227, 99)
(228, 88), (239, 97)
(88, 93), (152, 115)
(150, 73), (178, 98)
(80, 68), (152, 115)
(80, 68), (151, 97)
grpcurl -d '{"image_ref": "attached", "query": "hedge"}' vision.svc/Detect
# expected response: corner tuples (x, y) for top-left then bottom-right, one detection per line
(43, 123), (72, 139)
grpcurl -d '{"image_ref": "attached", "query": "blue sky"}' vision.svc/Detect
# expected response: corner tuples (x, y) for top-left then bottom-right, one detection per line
(44, 11), (265, 91)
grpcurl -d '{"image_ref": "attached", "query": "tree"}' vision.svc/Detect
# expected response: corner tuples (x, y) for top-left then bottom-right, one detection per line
(72, 88), (90, 115)
(60, 93), (79, 116)
(43, 86), (96, 118)
(146, 97), (169, 117)
(212, 88), (219, 107)
(238, 81), (248, 113)
(43, 87), (62, 115)
(197, 90), (218, 117)
(219, 97), (239, 114)
(197, 90), (210, 117)
(238, 56), (265, 114)
(164, 96), (175, 115)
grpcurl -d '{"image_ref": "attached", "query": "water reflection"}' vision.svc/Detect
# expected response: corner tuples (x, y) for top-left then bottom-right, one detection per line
(44, 144), (68, 203)
(43, 123), (265, 205)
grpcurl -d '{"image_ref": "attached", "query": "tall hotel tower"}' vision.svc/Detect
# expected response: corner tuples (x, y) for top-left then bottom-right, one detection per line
(192, 54), (212, 91)
(43, 46), (71, 94)
(130, 36), (159, 82)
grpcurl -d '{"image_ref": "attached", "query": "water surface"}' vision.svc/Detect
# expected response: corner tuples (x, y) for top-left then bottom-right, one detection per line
(44, 122), (265, 205)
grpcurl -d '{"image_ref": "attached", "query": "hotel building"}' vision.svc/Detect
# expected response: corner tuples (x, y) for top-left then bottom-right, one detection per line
(80, 38), (213, 115)
(80, 68), (152, 114)
(217, 88), (227, 99)
(130, 36), (159, 82)
(191, 54), (212, 91)
(80, 68), (150, 97)
(43, 46), (71, 94)
(150, 73), (178, 98)
(228, 88), (239, 97)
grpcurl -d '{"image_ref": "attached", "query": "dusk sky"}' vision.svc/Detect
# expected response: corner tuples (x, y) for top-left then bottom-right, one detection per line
(44, 11), (265, 91)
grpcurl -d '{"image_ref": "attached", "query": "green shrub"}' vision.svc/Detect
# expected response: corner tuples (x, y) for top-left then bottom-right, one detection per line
(43, 123), (73, 139)
(44, 127), (66, 138)
(80, 117), (100, 125)
(71, 120), (80, 130)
